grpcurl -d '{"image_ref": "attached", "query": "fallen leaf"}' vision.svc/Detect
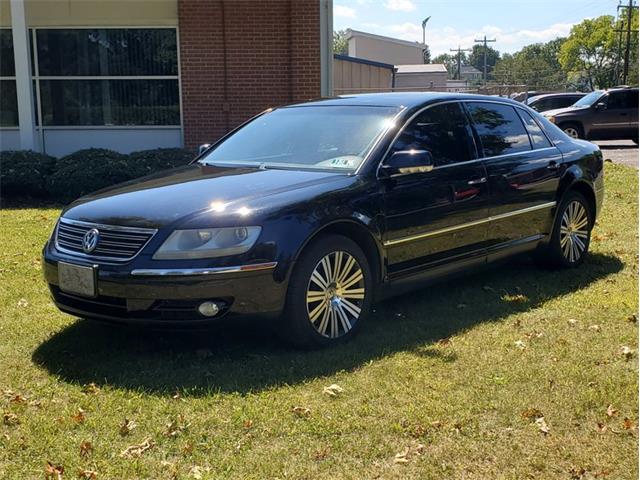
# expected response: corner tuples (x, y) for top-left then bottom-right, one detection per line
(313, 446), (330, 461)
(393, 446), (410, 464)
(120, 438), (155, 458)
(77, 469), (97, 480)
(567, 318), (578, 326)
(188, 466), (211, 479)
(243, 419), (254, 429)
(81, 383), (100, 395)
(521, 408), (544, 420)
(514, 340), (526, 350)
(3, 412), (19, 426)
(596, 422), (607, 433)
(45, 461), (64, 480)
(502, 293), (528, 303)
(606, 404), (618, 418)
(437, 338), (452, 346)
(626, 314), (637, 323)
(71, 408), (86, 424)
(620, 346), (634, 360)
(535, 417), (550, 435)
(623, 418), (635, 430)
(164, 415), (189, 438)
(17, 298), (29, 308)
(525, 330), (544, 340)
(291, 406), (311, 418)
(79, 440), (93, 457)
(588, 324), (601, 332)
(9, 393), (27, 404)
(569, 466), (586, 479)
(322, 384), (344, 397)
(119, 418), (137, 436)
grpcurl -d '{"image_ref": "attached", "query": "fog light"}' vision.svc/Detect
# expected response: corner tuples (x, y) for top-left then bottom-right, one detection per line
(198, 301), (220, 317)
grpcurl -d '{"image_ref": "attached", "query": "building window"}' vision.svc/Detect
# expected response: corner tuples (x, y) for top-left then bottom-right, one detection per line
(0, 29), (18, 127)
(34, 28), (180, 127)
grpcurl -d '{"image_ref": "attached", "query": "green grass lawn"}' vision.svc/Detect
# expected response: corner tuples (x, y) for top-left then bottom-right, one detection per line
(1, 163), (637, 479)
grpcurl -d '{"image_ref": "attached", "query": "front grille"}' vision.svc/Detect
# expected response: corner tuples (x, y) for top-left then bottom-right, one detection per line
(55, 218), (157, 262)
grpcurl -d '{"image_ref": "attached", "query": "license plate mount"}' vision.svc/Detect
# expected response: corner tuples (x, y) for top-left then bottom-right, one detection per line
(58, 262), (97, 298)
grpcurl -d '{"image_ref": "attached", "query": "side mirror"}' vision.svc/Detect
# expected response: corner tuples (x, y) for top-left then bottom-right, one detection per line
(594, 102), (607, 111)
(381, 149), (434, 176)
(198, 143), (211, 155)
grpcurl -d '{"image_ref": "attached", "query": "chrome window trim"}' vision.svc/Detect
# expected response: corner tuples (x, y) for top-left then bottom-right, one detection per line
(54, 218), (158, 263)
(130, 262), (277, 277)
(384, 201), (557, 247)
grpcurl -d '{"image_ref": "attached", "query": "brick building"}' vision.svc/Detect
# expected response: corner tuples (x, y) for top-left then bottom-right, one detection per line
(0, 0), (333, 156)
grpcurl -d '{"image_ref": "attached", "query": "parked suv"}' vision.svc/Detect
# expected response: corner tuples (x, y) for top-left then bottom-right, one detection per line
(527, 92), (586, 113)
(543, 87), (639, 142)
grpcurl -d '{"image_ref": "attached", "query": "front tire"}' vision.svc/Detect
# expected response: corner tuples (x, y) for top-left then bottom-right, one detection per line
(559, 123), (584, 140)
(538, 191), (593, 268)
(279, 234), (373, 349)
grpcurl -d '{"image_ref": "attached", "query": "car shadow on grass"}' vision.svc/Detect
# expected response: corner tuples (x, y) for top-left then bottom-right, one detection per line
(32, 252), (623, 396)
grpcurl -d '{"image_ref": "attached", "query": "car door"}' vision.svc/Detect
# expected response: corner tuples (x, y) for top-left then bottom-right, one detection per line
(591, 90), (634, 139)
(381, 101), (489, 277)
(464, 101), (562, 259)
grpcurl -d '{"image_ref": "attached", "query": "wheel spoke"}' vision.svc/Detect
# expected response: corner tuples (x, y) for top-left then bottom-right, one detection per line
(574, 229), (588, 239)
(336, 256), (355, 285)
(330, 308), (338, 338)
(560, 233), (570, 248)
(309, 300), (327, 323)
(311, 269), (328, 290)
(336, 304), (352, 333)
(574, 235), (586, 253)
(341, 298), (362, 318)
(318, 305), (330, 335)
(342, 269), (363, 290)
(306, 291), (326, 304)
(341, 288), (365, 300)
(574, 217), (589, 230)
(321, 256), (334, 283)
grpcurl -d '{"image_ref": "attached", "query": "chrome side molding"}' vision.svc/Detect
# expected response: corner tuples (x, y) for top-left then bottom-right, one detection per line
(130, 262), (278, 277)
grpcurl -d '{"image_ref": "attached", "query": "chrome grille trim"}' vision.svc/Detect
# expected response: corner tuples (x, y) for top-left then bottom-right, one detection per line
(54, 218), (157, 263)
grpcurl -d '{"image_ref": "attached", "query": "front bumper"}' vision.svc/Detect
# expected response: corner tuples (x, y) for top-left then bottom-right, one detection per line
(43, 242), (287, 326)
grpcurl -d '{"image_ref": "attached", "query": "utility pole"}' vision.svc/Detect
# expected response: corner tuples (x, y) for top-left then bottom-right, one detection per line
(474, 35), (496, 84)
(449, 45), (472, 80)
(615, 0), (638, 85)
(421, 16), (431, 64)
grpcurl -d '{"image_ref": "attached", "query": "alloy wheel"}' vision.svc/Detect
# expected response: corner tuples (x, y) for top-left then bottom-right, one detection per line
(563, 127), (580, 139)
(560, 200), (589, 263)
(306, 251), (365, 338)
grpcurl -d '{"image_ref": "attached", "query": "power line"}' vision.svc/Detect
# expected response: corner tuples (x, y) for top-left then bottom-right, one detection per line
(474, 35), (496, 84)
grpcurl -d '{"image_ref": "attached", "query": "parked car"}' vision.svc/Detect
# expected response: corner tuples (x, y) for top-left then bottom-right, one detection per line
(527, 92), (586, 112)
(542, 87), (639, 142)
(510, 91), (555, 102)
(43, 93), (604, 348)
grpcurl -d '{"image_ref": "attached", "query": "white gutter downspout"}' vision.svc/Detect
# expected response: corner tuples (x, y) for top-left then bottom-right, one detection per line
(10, 0), (38, 151)
(319, 0), (333, 97)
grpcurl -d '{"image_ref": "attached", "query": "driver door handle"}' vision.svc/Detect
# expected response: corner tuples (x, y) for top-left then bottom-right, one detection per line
(467, 177), (487, 185)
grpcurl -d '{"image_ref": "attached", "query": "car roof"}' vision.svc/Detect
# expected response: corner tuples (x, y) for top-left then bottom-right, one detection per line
(284, 92), (524, 109)
(530, 92), (585, 100)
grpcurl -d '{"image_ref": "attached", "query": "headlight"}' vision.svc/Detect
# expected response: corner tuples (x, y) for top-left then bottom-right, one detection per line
(153, 227), (261, 260)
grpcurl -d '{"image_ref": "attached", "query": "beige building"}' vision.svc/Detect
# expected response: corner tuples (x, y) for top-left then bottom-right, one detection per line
(333, 54), (394, 95)
(346, 29), (425, 65)
(394, 64), (448, 90)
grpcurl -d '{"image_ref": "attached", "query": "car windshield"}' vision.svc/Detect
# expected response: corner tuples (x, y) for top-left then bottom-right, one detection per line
(573, 90), (603, 107)
(199, 105), (401, 171)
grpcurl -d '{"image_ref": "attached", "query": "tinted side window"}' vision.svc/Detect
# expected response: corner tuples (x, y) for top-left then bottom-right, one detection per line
(391, 102), (475, 166)
(518, 109), (552, 149)
(628, 90), (639, 108)
(466, 102), (531, 157)
(607, 91), (630, 109)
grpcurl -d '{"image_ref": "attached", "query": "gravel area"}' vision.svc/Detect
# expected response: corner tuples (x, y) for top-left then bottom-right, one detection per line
(593, 140), (638, 168)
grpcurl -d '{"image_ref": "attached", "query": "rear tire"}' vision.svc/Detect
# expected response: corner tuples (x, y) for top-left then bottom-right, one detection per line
(277, 234), (373, 349)
(537, 191), (593, 269)
(559, 123), (584, 140)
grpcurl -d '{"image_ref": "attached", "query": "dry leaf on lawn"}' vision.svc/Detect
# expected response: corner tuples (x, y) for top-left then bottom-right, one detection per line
(620, 346), (634, 360)
(596, 422), (607, 433)
(535, 417), (550, 435)
(120, 438), (155, 458)
(522, 408), (544, 420)
(71, 408), (86, 424)
(3, 412), (19, 426)
(81, 383), (100, 395)
(164, 415), (190, 438)
(394, 446), (410, 464)
(514, 340), (526, 350)
(78, 469), (97, 480)
(606, 404), (618, 417)
(45, 461), (64, 480)
(291, 406), (311, 417)
(79, 440), (93, 457)
(322, 384), (344, 397)
(119, 418), (137, 436)
(17, 298), (29, 308)
(623, 418), (635, 430)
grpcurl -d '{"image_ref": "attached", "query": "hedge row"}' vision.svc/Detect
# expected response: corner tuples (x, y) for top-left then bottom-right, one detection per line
(0, 148), (196, 203)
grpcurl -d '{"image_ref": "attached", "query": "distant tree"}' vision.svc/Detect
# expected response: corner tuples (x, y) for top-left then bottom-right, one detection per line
(423, 45), (431, 64)
(333, 30), (349, 55)
(493, 38), (568, 90)
(559, 15), (617, 89)
(468, 44), (500, 79)
(432, 52), (464, 77)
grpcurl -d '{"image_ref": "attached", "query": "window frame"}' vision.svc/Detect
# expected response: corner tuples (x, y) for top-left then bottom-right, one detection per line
(29, 26), (182, 134)
(0, 28), (18, 129)
(515, 106), (554, 151)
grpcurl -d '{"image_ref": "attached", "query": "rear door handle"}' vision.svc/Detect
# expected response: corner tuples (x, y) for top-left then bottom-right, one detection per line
(547, 161), (560, 171)
(467, 177), (487, 185)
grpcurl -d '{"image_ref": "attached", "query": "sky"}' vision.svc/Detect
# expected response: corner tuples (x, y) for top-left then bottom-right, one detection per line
(333, 0), (623, 57)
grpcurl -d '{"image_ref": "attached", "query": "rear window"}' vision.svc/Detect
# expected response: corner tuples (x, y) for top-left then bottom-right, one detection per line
(465, 102), (531, 157)
(518, 109), (552, 149)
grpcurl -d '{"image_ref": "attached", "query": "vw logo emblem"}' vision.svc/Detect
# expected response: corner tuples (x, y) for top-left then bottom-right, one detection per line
(82, 228), (100, 253)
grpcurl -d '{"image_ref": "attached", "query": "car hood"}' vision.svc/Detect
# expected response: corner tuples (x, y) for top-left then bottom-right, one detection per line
(62, 164), (348, 229)
(543, 105), (589, 117)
